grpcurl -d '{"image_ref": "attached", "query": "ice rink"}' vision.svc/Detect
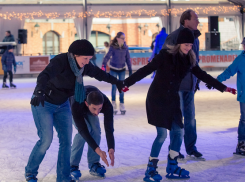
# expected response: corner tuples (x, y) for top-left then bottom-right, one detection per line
(0, 71), (245, 182)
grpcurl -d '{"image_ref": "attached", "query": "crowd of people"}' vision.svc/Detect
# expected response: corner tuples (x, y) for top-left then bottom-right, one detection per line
(1, 8), (244, 182)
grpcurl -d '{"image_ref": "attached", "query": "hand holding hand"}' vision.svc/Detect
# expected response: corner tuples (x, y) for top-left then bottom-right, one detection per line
(95, 147), (109, 167)
(30, 90), (45, 107)
(225, 87), (237, 95)
(108, 149), (115, 166)
(116, 80), (129, 93)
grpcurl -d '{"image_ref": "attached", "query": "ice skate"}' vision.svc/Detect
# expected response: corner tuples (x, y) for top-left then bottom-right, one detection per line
(89, 162), (106, 178)
(10, 82), (16, 89)
(70, 165), (82, 181)
(2, 82), (9, 89)
(112, 101), (118, 115)
(233, 141), (245, 156)
(186, 150), (206, 161)
(143, 159), (162, 182)
(25, 175), (37, 182)
(166, 155), (190, 180)
(120, 103), (126, 115)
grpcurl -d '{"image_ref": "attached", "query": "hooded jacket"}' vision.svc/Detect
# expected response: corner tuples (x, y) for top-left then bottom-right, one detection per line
(217, 51), (245, 103)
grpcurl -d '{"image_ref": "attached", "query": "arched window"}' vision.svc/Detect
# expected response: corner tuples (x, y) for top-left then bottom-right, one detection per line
(42, 31), (60, 55)
(89, 31), (110, 48)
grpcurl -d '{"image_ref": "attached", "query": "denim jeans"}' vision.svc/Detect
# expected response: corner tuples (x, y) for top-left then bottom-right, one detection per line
(150, 118), (183, 157)
(25, 99), (72, 182)
(70, 112), (101, 169)
(179, 91), (197, 154)
(109, 69), (125, 103)
(238, 102), (245, 142)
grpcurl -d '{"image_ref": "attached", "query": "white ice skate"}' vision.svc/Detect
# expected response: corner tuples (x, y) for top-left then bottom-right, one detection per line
(112, 101), (118, 115)
(120, 103), (126, 115)
(186, 151), (206, 161)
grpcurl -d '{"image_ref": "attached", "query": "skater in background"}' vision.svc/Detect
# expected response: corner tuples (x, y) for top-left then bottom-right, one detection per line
(206, 37), (245, 156)
(102, 32), (132, 115)
(118, 28), (236, 181)
(148, 27), (168, 78)
(25, 39), (121, 182)
(70, 85), (115, 180)
(104, 41), (110, 55)
(0, 31), (15, 54)
(1, 45), (16, 89)
(163, 9), (202, 160)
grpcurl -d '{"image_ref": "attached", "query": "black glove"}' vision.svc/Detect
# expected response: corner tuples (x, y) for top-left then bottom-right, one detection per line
(30, 90), (45, 107)
(129, 70), (132, 76)
(205, 83), (214, 90)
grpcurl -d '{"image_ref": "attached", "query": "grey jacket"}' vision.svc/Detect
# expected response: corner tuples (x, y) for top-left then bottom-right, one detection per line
(102, 43), (132, 72)
(163, 25), (201, 91)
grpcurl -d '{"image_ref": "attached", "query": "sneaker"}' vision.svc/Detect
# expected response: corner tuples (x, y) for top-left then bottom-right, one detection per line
(89, 162), (106, 178)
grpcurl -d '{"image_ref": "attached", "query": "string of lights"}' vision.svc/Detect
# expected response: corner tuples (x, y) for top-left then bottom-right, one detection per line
(0, 5), (242, 20)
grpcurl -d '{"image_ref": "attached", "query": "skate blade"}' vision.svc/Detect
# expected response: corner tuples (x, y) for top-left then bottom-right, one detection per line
(166, 174), (190, 180)
(2, 88), (9, 89)
(120, 111), (126, 115)
(143, 176), (161, 182)
(89, 171), (106, 179)
(233, 152), (245, 156)
(186, 155), (206, 161)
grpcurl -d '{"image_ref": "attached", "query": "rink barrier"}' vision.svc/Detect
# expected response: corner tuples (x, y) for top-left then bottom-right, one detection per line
(0, 50), (242, 75)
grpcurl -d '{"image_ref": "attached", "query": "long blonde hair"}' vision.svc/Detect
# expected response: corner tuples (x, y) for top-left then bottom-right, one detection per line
(167, 44), (196, 66)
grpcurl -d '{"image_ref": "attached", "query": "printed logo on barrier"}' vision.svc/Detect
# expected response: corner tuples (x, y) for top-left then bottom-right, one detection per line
(16, 60), (24, 69)
(30, 57), (49, 72)
(199, 54), (238, 63)
(131, 57), (149, 66)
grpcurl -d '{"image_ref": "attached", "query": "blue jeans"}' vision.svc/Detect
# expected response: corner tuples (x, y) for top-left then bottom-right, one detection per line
(110, 69), (125, 103)
(179, 91), (197, 154)
(70, 112), (101, 169)
(150, 118), (183, 157)
(25, 99), (72, 182)
(238, 102), (245, 142)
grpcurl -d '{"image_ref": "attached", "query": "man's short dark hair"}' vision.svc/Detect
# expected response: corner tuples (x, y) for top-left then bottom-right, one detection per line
(161, 27), (166, 32)
(86, 91), (104, 105)
(6, 30), (11, 34)
(180, 9), (194, 25)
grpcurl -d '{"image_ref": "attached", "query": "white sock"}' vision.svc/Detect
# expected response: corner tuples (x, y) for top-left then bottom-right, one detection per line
(169, 150), (179, 159)
(149, 156), (158, 161)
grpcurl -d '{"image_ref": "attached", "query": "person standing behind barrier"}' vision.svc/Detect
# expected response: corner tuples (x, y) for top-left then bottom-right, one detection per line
(0, 31), (15, 54)
(162, 9), (203, 160)
(102, 32), (132, 115)
(148, 27), (168, 78)
(1, 45), (16, 89)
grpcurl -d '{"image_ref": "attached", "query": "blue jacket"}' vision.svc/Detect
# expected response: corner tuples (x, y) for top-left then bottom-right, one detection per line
(163, 25), (201, 91)
(102, 43), (132, 72)
(217, 51), (245, 103)
(1, 50), (16, 71)
(155, 29), (168, 54)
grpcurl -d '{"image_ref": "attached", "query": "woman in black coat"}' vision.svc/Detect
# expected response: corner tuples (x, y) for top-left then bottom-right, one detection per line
(120, 28), (236, 180)
(25, 40), (120, 182)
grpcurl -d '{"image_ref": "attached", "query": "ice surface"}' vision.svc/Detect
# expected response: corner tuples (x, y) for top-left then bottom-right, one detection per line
(0, 71), (244, 182)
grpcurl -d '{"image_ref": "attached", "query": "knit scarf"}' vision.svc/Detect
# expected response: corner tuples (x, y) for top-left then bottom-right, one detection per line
(67, 52), (86, 104)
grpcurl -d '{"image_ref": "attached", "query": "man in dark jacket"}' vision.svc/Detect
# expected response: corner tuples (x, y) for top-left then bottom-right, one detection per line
(1, 45), (16, 88)
(163, 9), (203, 159)
(70, 85), (115, 180)
(0, 31), (15, 54)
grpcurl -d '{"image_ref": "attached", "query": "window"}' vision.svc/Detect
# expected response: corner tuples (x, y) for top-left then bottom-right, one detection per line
(42, 31), (60, 55)
(89, 31), (110, 48)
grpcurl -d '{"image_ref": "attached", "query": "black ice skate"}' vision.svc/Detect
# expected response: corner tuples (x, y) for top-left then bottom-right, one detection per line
(177, 152), (187, 163)
(187, 150), (206, 161)
(2, 82), (9, 89)
(233, 141), (245, 156)
(10, 82), (16, 89)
